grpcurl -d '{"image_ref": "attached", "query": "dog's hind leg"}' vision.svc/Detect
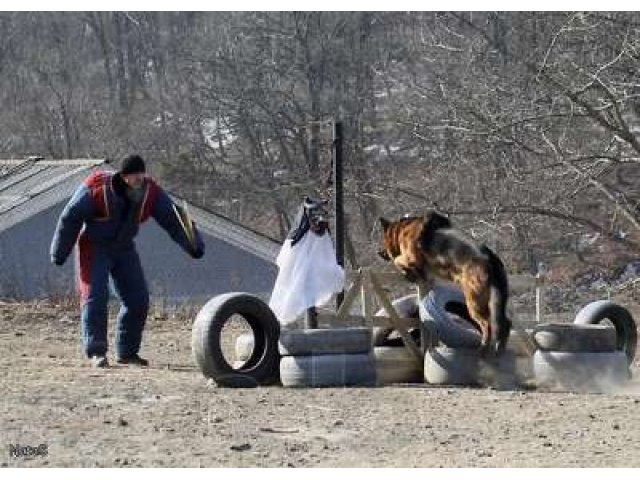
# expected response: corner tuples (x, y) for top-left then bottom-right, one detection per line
(466, 296), (492, 355)
(460, 268), (493, 355)
(482, 245), (511, 356)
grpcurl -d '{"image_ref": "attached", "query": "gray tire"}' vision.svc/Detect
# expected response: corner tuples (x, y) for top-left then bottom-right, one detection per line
(278, 327), (372, 356)
(279, 353), (377, 387)
(514, 356), (534, 385)
(423, 347), (480, 386)
(422, 285), (534, 356)
(420, 285), (481, 348)
(374, 346), (423, 385)
(508, 329), (537, 357)
(424, 346), (525, 388)
(533, 350), (630, 392)
(374, 294), (420, 319)
(533, 323), (617, 352)
(372, 326), (392, 347)
(574, 300), (637, 365)
(192, 292), (280, 386)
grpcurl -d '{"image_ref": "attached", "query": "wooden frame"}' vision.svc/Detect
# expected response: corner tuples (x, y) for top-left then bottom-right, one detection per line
(317, 267), (425, 367)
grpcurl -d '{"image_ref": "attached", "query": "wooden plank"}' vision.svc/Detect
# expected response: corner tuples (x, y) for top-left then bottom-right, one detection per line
(369, 271), (423, 366)
(346, 270), (404, 284)
(361, 280), (373, 321)
(334, 274), (362, 320)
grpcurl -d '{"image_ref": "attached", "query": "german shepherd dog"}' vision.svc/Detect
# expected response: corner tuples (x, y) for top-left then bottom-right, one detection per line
(378, 212), (512, 355)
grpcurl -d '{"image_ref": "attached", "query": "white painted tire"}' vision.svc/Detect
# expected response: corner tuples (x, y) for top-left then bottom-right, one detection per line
(423, 347), (480, 386)
(533, 323), (617, 352)
(374, 293), (420, 319)
(279, 353), (377, 387)
(278, 327), (372, 356)
(424, 346), (526, 388)
(374, 346), (423, 385)
(533, 350), (630, 392)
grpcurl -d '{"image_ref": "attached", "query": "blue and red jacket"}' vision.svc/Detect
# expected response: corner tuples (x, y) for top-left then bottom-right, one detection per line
(50, 171), (204, 264)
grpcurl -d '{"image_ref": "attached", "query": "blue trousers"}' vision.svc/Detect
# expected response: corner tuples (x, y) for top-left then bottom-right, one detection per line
(78, 241), (149, 358)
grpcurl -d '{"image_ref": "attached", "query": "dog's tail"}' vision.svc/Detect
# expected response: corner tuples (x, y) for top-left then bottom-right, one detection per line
(481, 245), (511, 355)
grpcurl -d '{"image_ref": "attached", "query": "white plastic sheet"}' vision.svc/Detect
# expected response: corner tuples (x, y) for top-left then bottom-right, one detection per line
(269, 232), (345, 325)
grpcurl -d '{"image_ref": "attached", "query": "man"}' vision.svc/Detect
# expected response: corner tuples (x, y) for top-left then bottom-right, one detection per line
(50, 154), (204, 368)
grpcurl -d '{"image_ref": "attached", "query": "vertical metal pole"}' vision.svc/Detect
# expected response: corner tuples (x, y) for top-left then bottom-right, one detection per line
(334, 120), (345, 309)
(535, 262), (547, 324)
(305, 118), (320, 330)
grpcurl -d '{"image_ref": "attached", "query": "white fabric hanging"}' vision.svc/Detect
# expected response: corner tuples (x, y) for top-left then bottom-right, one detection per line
(269, 232), (345, 325)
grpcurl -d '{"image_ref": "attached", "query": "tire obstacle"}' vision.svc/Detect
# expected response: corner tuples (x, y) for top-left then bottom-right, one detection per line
(191, 268), (637, 392)
(191, 292), (280, 387)
(531, 302), (637, 392)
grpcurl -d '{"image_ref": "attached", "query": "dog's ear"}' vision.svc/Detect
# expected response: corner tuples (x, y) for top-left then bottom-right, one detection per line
(425, 211), (451, 231)
(379, 217), (391, 231)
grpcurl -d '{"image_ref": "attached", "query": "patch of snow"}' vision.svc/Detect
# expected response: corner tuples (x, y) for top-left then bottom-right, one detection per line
(201, 118), (236, 149)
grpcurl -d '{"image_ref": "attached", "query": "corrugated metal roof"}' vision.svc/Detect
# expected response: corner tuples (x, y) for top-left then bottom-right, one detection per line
(0, 158), (107, 231)
(0, 158), (280, 263)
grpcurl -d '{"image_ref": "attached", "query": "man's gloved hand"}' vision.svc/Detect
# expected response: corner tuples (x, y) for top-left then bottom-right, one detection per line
(51, 255), (65, 266)
(190, 246), (204, 259)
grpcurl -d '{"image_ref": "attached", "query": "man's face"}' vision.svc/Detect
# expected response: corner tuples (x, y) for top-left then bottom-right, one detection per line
(122, 172), (146, 189)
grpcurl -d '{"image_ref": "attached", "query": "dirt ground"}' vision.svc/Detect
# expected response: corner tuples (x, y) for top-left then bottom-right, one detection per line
(2, 300), (640, 468)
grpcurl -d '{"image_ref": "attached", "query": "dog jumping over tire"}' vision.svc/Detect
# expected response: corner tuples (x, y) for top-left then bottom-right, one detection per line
(378, 211), (512, 356)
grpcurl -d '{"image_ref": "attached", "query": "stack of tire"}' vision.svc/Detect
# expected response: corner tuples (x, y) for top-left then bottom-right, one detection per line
(533, 300), (637, 392)
(419, 285), (535, 388)
(278, 327), (377, 387)
(234, 295), (424, 386)
(372, 294), (424, 385)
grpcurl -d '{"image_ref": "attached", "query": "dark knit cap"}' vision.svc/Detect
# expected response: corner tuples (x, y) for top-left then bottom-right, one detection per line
(119, 154), (146, 175)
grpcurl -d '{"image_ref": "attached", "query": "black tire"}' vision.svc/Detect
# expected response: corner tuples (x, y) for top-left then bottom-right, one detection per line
(533, 323), (617, 352)
(574, 300), (637, 365)
(420, 285), (481, 348)
(279, 353), (377, 387)
(278, 327), (372, 356)
(192, 292), (280, 386)
(533, 350), (630, 392)
(374, 346), (423, 385)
